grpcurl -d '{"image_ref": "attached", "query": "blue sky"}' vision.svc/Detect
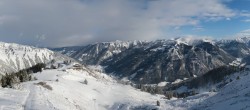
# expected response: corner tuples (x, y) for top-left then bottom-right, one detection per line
(167, 0), (250, 39)
(0, 0), (250, 47)
(170, 0), (250, 38)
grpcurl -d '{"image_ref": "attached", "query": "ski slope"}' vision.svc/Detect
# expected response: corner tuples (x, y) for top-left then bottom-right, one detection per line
(1, 66), (250, 110)
(0, 67), (164, 110)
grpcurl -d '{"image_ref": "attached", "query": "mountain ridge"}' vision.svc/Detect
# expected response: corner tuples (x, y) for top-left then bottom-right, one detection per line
(0, 41), (74, 75)
(52, 37), (250, 84)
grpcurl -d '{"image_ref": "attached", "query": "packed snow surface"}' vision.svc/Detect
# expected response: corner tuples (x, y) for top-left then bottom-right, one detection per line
(0, 67), (164, 110)
(1, 65), (250, 110)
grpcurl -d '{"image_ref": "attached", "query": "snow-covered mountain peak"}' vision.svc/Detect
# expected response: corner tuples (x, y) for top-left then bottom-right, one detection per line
(0, 41), (52, 54)
(0, 41), (58, 75)
(98, 40), (147, 48)
(174, 37), (215, 46)
(53, 40), (148, 65)
(235, 36), (250, 44)
(218, 31), (250, 45)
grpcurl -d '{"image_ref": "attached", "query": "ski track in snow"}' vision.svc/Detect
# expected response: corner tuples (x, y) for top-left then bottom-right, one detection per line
(24, 83), (55, 110)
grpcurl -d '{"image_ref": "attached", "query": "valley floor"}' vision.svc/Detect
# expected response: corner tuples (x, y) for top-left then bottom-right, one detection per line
(1, 67), (250, 110)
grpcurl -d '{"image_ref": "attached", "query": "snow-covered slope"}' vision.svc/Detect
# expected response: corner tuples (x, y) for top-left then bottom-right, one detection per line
(1, 64), (250, 110)
(191, 70), (250, 110)
(0, 64), (165, 110)
(0, 41), (76, 76)
(161, 69), (250, 110)
(0, 42), (54, 75)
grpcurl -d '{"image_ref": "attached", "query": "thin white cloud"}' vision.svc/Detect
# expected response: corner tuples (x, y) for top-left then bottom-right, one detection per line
(193, 26), (205, 31)
(240, 10), (250, 17)
(242, 19), (250, 22)
(0, 0), (237, 47)
(236, 29), (250, 36)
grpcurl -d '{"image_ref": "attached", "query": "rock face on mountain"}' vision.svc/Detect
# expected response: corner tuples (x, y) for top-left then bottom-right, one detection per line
(53, 37), (250, 84)
(53, 40), (147, 65)
(0, 42), (71, 75)
(104, 40), (234, 84)
(217, 37), (250, 64)
(217, 40), (250, 58)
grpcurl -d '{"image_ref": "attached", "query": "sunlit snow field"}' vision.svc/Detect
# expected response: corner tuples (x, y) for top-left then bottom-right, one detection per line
(1, 65), (250, 110)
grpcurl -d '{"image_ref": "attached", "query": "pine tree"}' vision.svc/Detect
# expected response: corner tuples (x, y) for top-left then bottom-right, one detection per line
(156, 100), (160, 106)
(1, 77), (7, 87)
(236, 76), (240, 80)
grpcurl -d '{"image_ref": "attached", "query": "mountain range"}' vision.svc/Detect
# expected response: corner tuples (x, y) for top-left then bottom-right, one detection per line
(52, 37), (250, 84)
(0, 37), (250, 109)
